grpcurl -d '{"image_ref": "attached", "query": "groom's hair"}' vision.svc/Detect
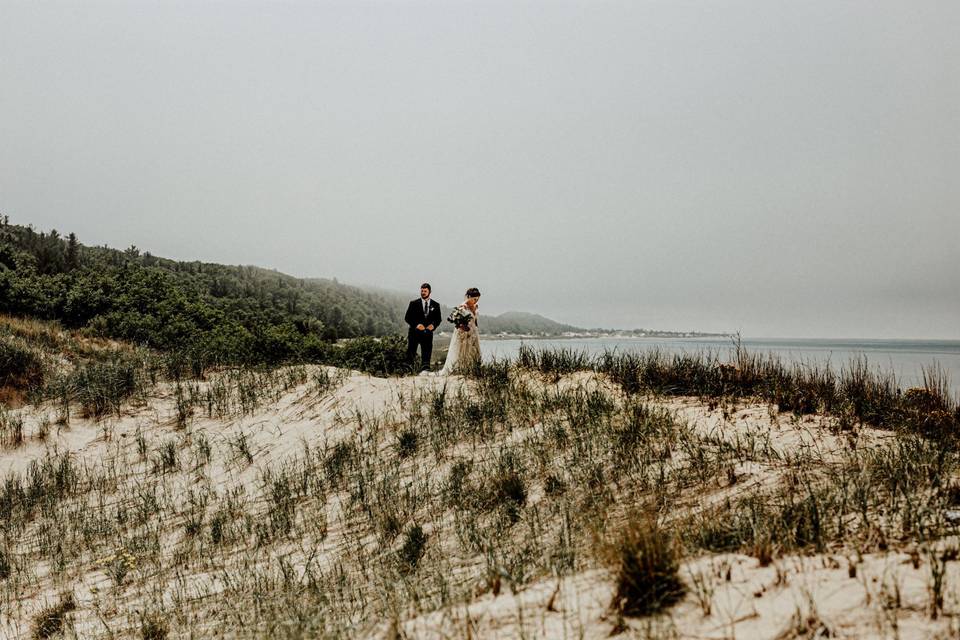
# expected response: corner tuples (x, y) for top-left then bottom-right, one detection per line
(465, 287), (481, 298)
(421, 283), (431, 292)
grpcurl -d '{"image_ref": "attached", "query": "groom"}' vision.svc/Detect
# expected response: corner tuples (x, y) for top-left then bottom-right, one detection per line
(405, 283), (442, 371)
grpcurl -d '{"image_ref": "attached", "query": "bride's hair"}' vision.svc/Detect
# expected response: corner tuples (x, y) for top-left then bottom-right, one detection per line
(465, 287), (481, 298)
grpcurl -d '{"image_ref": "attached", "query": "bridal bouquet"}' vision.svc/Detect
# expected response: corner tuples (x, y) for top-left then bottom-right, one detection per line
(447, 306), (474, 332)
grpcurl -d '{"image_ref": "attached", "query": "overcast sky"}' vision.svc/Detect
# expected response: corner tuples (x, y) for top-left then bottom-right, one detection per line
(1, 1), (957, 338)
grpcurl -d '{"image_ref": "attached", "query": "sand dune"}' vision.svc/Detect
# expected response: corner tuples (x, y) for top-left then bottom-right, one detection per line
(2, 366), (958, 638)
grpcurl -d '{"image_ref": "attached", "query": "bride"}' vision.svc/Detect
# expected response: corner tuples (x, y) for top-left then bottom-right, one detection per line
(436, 287), (481, 376)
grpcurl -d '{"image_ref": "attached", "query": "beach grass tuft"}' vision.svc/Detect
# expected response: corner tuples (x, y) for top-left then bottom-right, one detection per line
(607, 514), (685, 617)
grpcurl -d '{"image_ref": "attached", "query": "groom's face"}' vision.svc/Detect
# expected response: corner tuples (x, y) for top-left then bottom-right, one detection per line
(420, 287), (430, 299)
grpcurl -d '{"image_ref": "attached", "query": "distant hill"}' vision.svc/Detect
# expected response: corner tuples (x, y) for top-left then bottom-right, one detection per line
(481, 311), (581, 336)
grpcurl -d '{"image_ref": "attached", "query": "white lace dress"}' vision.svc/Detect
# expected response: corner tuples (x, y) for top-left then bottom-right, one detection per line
(438, 305), (480, 375)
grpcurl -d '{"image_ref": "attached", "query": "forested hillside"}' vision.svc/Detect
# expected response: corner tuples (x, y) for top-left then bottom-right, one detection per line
(0, 218), (405, 366)
(481, 310), (581, 335)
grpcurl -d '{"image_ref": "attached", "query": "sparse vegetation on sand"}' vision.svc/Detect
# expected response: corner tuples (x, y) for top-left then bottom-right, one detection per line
(1, 324), (960, 637)
(520, 342), (960, 437)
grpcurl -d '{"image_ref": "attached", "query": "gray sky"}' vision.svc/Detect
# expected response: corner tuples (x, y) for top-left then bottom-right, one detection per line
(2, 1), (958, 338)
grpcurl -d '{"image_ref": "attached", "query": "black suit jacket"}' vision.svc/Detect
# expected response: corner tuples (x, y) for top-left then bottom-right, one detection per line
(405, 299), (442, 333)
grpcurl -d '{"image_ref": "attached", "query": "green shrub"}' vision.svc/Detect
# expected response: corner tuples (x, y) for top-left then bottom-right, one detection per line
(332, 336), (409, 376)
(0, 336), (44, 390)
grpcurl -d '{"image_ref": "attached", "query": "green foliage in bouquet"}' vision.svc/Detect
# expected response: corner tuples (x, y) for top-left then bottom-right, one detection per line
(447, 306), (474, 331)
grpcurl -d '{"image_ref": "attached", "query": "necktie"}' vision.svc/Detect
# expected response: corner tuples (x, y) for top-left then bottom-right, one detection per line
(423, 300), (428, 316)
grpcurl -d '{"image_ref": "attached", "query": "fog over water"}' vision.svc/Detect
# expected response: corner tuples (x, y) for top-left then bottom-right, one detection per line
(2, 2), (958, 338)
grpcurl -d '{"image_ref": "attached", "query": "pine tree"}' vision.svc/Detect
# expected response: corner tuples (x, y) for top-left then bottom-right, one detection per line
(66, 233), (80, 269)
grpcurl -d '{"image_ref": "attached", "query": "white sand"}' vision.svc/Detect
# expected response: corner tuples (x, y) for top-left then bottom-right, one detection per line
(2, 367), (958, 639)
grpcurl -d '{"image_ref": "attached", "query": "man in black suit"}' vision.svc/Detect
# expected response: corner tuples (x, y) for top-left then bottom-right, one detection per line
(405, 283), (442, 371)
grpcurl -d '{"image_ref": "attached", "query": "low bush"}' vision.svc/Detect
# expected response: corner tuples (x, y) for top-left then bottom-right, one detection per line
(0, 336), (44, 391)
(330, 336), (410, 376)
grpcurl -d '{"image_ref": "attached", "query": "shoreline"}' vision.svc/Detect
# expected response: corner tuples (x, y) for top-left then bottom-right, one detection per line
(438, 332), (731, 341)
(469, 334), (960, 345)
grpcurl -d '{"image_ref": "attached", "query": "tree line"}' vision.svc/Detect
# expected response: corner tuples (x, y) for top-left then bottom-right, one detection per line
(0, 217), (407, 370)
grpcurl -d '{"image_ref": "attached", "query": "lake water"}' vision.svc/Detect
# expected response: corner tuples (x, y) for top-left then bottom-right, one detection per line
(480, 336), (960, 399)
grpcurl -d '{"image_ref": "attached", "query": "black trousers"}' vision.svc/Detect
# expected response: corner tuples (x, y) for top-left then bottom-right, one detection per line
(407, 328), (434, 371)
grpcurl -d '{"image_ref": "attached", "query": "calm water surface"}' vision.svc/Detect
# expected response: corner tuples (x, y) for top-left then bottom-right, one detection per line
(480, 336), (960, 399)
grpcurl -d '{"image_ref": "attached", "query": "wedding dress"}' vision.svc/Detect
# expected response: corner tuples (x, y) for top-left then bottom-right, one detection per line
(437, 304), (480, 375)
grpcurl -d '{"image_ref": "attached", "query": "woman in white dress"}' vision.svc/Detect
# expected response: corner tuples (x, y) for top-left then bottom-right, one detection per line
(437, 288), (481, 376)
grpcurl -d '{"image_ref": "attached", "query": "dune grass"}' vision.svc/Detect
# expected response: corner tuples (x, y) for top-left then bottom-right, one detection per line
(1, 326), (960, 636)
(516, 343), (960, 439)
